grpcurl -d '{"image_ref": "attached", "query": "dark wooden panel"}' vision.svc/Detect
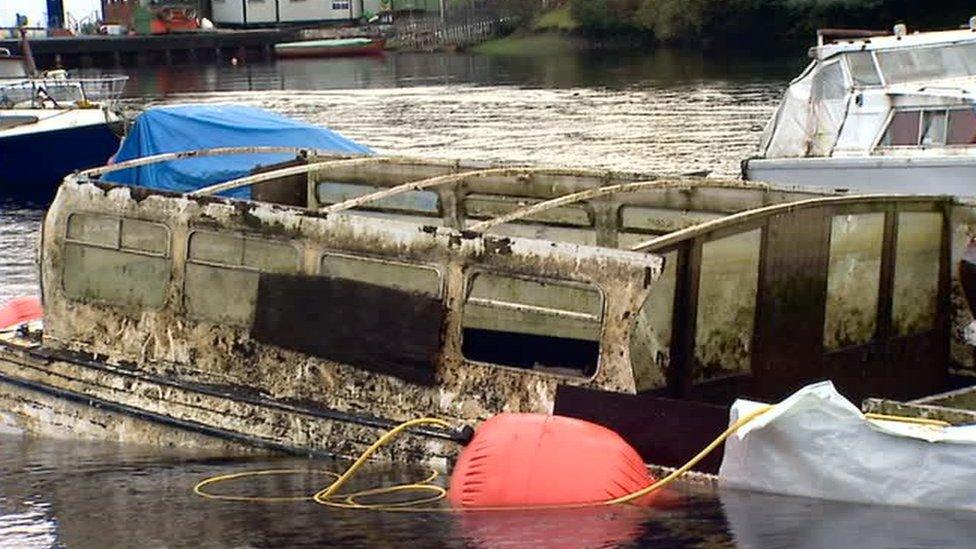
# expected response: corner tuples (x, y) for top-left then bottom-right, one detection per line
(553, 385), (730, 474)
(752, 208), (830, 400)
(252, 273), (443, 386)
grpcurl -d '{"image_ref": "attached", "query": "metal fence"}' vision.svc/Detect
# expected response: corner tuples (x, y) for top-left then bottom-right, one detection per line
(391, 0), (545, 51)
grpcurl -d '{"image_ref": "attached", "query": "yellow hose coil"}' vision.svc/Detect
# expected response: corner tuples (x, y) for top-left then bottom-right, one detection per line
(193, 408), (949, 511)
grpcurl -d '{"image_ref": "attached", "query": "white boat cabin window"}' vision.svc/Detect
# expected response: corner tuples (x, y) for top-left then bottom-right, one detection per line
(881, 108), (976, 147)
(184, 231), (300, 325)
(62, 213), (170, 309)
(880, 111), (920, 147)
(875, 42), (976, 85)
(845, 52), (882, 87)
(948, 109), (976, 145)
(319, 253), (442, 298)
(461, 272), (603, 377)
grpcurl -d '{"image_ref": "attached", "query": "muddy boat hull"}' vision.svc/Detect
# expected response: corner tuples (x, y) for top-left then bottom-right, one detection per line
(0, 340), (461, 463)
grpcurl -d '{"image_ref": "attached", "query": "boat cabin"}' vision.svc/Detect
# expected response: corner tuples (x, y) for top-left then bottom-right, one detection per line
(5, 147), (976, 466)
(745, 22), (976, 194)
(760, 24), (976, 161)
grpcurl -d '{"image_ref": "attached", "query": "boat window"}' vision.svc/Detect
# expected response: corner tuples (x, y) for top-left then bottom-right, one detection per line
(316, 182), (440, 216)
(876, 42), (976, 85)
(846, 52), (882, 86)
(463, 194), (591, 227)
(881, 110), (921, 147)
(693, 229), (760, 383)
(809, 61), (848, 156)
(631, 250), (677, 392)
(461, 272), (603, 376)
(62, 213), (170, 309)
(320, 253), (442, 297)
(921, 110), (948, 146)
(891, 212), (942, 337)
(185, 231), (299, 325)
(824, 213), (885, 350)
(948, 109), (976, 145)
(67, 212), (120, 248)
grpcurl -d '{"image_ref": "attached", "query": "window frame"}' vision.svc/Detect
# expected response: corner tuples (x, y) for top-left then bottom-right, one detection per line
(185, 229), (301, 273)
(61, 213), (172, 309)
(318, 251), (444, 299)
(874, 107), (976, 150)
(458, 269), (607, 380)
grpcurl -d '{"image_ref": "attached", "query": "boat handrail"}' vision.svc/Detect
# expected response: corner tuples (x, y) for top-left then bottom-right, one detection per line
(320, 167), (535, 213)
(467, 180), (770, 232)
(189, 157), (390, 196)
(817, 28), (888, 46)
(629, 193), (952, 253)
(70, 147), (902, 237)
(70, 147), (358, 181)
(0, 74), (129, 106)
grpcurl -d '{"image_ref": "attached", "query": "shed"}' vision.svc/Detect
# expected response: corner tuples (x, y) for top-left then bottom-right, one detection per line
(211, 0), (385, 27)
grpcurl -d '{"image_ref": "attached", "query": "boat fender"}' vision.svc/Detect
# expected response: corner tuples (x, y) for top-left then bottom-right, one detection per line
(448, 413), (658, 508)
(0, 296), (42, 330)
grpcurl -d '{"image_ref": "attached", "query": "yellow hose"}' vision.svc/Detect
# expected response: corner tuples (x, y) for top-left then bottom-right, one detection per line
(193, 406), (950, 511)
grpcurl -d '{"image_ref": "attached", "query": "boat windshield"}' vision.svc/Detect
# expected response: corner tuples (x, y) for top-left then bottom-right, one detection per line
(874, 42), (976, 84)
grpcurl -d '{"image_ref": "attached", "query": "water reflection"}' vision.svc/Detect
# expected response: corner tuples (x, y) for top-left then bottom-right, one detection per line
(722, 488), (976, 549)
(116, 47), (806, 99)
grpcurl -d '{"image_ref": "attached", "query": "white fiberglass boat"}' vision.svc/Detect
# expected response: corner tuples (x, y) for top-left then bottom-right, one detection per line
(743, 19), (976, 195)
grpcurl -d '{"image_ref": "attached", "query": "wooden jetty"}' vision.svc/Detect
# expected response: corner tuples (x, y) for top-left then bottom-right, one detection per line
(0, 30), (300, 69)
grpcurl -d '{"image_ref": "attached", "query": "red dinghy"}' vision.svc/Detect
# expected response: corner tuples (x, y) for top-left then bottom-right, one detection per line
(274, 38), (386, 59)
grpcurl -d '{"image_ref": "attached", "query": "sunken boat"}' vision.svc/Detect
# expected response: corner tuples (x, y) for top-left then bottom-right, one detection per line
(3, 147), (976, 473)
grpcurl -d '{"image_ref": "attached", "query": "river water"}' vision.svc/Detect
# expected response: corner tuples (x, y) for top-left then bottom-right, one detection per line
(4, 47), (976, 547)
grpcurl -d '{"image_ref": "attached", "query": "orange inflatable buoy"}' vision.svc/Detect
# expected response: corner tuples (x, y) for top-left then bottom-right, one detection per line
(0, 296), (42, 330)
(448, 413), (657, 508)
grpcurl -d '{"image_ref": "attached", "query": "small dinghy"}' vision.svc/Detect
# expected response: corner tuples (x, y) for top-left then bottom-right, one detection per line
(274, 38), (386, 59)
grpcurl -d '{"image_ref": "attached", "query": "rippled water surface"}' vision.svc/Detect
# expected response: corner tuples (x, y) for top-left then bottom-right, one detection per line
(5, 48), (972, 547)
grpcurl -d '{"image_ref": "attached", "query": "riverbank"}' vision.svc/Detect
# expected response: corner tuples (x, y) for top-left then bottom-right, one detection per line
(474, 0), (975, 53)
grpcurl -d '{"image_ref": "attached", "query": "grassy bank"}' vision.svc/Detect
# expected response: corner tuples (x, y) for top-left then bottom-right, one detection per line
(471, 33), (581, 56)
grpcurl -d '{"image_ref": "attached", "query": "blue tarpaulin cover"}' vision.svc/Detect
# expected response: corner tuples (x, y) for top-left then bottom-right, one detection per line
(103, 104), (372, 197)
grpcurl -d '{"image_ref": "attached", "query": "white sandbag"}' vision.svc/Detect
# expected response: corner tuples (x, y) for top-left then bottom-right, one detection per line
(718, 381), (976, 511)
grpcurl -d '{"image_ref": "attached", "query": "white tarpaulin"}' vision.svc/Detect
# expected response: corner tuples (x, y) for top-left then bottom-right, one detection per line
(719, 381), (976, 511)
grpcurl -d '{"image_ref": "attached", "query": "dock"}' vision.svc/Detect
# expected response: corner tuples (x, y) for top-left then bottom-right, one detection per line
(0, 30), (301, 69)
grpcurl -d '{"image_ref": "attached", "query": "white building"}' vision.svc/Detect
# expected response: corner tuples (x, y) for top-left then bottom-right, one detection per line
(0, 0), (102, 33)
(0, 0), (48, 30)
(211, 0), (385, 27)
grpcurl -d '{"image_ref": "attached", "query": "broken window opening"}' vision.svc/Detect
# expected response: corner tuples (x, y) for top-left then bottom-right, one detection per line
(461, 272), (603, 377)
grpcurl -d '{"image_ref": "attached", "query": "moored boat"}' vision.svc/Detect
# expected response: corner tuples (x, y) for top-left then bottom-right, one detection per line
(0, 38), (127, 202)
(274, 37), (386, 59)
(743, 19), (976, 194)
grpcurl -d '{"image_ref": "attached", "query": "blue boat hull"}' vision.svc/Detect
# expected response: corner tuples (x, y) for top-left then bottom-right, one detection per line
(0, 121), (121, 204)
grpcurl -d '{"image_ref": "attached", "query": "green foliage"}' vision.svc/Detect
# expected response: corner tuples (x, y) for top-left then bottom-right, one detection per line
(567, 0), (975, 46)
(533, 5), (579, 32)
(570, 0), (642, 33)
